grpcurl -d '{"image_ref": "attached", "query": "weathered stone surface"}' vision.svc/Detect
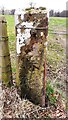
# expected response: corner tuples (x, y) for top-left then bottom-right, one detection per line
(15, 8), (48, 106)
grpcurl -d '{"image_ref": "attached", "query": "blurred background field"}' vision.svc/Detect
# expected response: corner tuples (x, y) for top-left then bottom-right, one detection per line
(4, 15), (66, 99)
(1, 15), (67, 118)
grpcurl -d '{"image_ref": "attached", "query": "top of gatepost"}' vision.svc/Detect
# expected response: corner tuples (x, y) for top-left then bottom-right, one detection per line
(25, 7), (47, 13)
(15, 7), (47, 14)
(15, 7), (48, 26)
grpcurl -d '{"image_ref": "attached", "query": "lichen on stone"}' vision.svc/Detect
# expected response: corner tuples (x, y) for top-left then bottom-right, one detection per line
(15, 8), (48, 106)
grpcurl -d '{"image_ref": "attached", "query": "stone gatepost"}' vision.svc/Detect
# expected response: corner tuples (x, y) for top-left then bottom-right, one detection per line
(15, 8), (48, 107)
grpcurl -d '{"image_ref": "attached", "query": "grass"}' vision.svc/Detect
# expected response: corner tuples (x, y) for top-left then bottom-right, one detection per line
(4, 15), (16, 51)
(0, 15), (66, 102)
(4, 15), (15, 40)
(2, 15), (65, 76)
(0, 14), (66, 109)
(48, 17), (66, 34)
(49, 17), (66, 28)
